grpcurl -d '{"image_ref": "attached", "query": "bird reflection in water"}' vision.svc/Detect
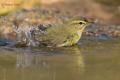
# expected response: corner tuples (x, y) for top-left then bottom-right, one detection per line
(16, 46), (85, 69)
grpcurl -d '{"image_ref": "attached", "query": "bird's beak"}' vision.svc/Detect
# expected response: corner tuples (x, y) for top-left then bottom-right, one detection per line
(84, 17), (97, 27)
(87, 20), (95, 27)
(82, 22), (94, 32)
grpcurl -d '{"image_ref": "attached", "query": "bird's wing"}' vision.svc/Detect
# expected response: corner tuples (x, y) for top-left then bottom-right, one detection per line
(38, 25), (69, 46)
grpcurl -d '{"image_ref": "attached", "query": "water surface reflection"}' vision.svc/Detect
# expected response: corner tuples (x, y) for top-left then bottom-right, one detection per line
(0, 41), (120, 80)
(0, 46), (84, 80)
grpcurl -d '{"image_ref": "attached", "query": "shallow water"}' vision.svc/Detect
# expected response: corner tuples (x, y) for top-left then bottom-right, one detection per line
(0, 41), (120, 80)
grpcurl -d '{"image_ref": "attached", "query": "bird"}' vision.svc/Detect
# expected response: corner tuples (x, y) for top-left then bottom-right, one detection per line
(35, 17), (93, 47)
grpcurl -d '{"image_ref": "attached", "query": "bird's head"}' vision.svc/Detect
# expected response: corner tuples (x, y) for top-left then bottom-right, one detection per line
(70, 17), (92, 29)
(67, 17), (94, 35)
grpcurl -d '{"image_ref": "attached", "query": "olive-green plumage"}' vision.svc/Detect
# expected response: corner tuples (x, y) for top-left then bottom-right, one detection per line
(36, 17), (91, 47)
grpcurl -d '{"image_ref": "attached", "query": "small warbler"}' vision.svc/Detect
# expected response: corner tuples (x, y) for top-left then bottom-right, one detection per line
(36, 17), (92, 47)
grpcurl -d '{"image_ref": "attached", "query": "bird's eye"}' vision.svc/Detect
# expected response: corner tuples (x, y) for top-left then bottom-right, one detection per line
(79, 22), (83, 25)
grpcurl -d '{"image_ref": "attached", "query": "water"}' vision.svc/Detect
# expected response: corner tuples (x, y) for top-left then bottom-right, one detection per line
(0, 41), (120, 80)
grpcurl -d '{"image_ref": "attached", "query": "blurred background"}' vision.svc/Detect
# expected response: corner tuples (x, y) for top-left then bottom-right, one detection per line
(0, 0), (120, 24)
